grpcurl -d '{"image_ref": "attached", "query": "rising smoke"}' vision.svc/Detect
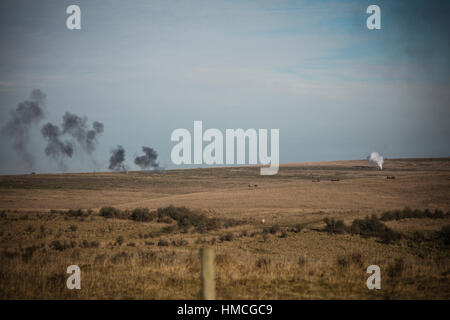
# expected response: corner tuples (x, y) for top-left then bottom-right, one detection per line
(41, 112), (104, 169)
(41, 123), (74, 168)
(61, 112), (104, 154)
(134, 146), (161, 170)
(3, 91), (164, 173)
(1, 90), (46, 168)
(109, 145), (126, 171)
(367, 152), (384, 170)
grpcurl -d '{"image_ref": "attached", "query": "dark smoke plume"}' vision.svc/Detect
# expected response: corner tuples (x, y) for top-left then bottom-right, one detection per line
(41, 112), (104, 169)
(134, 146), (161, 170)
(62, 112), (104, 154)
(1, 90), (46, 168)
(41, 123), (74, 163)
(109, 145), (126, 171)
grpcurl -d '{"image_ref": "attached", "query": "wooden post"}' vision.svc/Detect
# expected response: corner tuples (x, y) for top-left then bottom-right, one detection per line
(200, 247), (215, 300)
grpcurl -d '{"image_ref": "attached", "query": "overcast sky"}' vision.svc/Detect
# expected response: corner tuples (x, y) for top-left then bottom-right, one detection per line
(0, 0), (449, 174)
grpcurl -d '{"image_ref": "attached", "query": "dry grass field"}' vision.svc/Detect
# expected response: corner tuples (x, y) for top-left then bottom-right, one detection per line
(0, 158), (449, 299)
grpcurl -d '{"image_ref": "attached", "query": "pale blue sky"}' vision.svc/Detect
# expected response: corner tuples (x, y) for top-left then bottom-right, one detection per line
(0, 0), (449, 174)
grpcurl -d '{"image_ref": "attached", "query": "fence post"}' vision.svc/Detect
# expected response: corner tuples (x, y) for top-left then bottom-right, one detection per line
(200, 247), (215, 300)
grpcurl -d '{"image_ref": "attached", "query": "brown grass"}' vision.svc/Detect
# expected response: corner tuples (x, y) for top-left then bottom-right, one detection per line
(0, 158), (449, 299)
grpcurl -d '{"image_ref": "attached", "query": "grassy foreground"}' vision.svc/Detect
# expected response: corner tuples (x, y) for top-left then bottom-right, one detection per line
(0, 207), (449, 299)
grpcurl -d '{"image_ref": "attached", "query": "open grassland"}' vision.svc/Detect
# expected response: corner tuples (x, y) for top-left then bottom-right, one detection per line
(0, 158), (449, 299)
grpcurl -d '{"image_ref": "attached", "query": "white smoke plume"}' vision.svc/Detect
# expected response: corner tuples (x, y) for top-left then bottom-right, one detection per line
(367, 152), (384, 170)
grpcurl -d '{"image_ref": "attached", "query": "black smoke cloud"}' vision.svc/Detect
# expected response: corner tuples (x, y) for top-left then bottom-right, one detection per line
(62, 112), (104, 154)
(134, 146), (160, 170)
(1, 89), (46, 168)
(41, 123), (74, 167)
(109, 145), (126, 171)
(41, 112), (104, 168)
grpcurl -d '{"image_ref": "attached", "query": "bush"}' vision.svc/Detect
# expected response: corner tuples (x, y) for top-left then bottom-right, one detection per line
(291, 224), (303, 233)
(155, 205), (236, 233)
(21, 245), (40, 262)
(350, 215), (401, 243)
(65, 209), (88, 217)
(279, 231), (288, 238)
(337, 256), (350, 268)
(380, 208), (448, 221)
(220, 233), (234, 242)
(438, 225), (450, 245)
(98, 205), (244, 233)
(80, 240), (100, 248)
(380, 228), (402, 244)
(100, 207), (129, 219)
(255, 257), (271, 270)
(160, 225), (178, 234)
(263, 225), (280, 235)
(157, 239), (169, 247)
(298, 256), (307, 266)
(111, 251), (132, 264)
(49, 240), (76, 251)
(115, 236), (124, 246)
(387, 258), (405, 278)
(130, 208), (154, 222)
(171, 239), (188, 246)
(25, 225), (36, 233)
(350, 215), (385, 236)
(323, 218), (347, 234)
